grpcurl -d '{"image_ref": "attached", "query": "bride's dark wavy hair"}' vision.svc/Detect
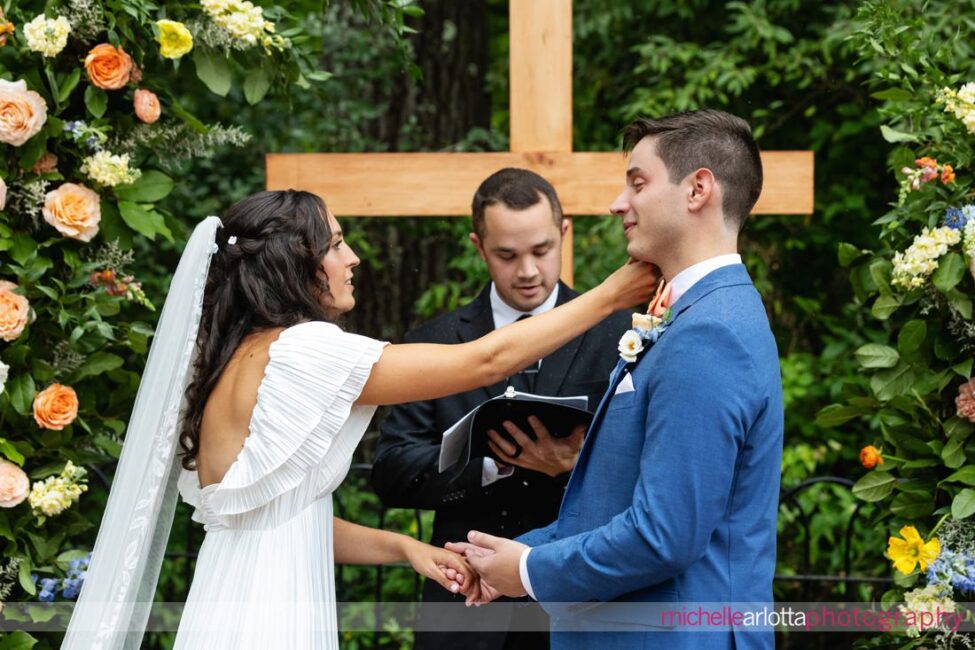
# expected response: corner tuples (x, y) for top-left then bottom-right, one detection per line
(179, 190), (336, 469)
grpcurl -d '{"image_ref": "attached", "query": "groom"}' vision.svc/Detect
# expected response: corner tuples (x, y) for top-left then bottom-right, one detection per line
(449, 109), (784, 650)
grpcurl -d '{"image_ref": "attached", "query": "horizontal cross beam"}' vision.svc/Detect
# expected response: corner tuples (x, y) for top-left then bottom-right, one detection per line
(266, 151), (814, 217)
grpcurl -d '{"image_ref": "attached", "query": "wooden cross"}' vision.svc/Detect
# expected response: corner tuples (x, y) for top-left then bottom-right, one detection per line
(266, 0), (813, 286)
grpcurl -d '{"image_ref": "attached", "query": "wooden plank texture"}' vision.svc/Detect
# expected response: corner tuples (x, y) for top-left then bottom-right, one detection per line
(509, 0), (573, 152)
(266, 151), (814, 216)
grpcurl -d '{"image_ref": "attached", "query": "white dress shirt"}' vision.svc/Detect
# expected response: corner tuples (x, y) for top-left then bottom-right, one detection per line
(517, 253), (743, 599)
(480, 283), (561, 487)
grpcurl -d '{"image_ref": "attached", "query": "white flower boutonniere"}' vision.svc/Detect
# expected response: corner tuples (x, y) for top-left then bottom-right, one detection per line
(618, 308), (671, 363)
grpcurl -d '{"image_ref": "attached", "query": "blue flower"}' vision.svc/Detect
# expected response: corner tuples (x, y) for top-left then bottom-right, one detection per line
(61, 577), (83, 600)
(944, 207), (968, 230)
(927, 549), (975, 594)
(37, 577), (59, 602)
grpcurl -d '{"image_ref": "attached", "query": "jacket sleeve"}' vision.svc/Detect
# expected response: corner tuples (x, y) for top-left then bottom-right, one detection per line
(370, 329), (490, 510)
(525, 320), (762, 605)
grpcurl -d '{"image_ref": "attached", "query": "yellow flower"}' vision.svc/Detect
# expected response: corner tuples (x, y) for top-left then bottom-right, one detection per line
(888, 525), (940, 575)
(155, 20), (193, 59)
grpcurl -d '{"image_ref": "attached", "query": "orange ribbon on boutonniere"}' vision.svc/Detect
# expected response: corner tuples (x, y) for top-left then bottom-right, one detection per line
(647, 278), (672, 317)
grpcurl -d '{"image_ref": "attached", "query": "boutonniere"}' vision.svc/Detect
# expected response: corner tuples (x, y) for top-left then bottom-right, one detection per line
(618, 278), (672, 363)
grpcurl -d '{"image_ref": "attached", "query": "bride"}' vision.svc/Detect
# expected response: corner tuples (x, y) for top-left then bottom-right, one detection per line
(61, 190), (654, 649)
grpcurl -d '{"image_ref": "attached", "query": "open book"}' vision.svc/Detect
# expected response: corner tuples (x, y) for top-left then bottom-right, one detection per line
(438, 386), (593, 479)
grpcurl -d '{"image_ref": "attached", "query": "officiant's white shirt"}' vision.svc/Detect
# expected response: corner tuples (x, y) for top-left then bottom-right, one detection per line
(481, 283), (561, 485)
(518, 253), (742, 598)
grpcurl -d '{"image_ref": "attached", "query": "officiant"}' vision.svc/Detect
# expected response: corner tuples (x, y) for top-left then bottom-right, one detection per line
(372, 168), (629, 650)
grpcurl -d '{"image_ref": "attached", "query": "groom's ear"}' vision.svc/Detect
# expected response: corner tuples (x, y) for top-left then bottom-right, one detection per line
(470, 232), (488, 261)
(687, 168), (717, 214)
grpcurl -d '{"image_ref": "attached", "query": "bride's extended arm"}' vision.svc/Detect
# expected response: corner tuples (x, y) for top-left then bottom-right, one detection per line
(357, 260), (656, 406)
(332, 516), (474, 595)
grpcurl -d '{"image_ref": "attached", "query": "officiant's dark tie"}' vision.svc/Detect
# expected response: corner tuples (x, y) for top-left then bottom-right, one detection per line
(508, 314), (539, 393)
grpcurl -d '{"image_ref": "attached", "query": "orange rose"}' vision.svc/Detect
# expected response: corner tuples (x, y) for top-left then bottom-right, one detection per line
(31, 152), (58, 174)
(84, 43), (133, 90)
(0, 280), (29, 342)
(43, 183), (101, 242)
(133, 89), (161, 124)
(33, 383), (79, 430)
(0, 459), (29, 508)
(0, 78), (47, 146)
(859, 445), (883, 469)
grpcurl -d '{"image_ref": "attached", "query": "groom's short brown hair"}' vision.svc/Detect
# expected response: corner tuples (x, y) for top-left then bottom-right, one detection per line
(622, 109), (763, 231)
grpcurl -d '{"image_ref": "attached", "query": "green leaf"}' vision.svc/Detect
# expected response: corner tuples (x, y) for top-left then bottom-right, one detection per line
(10, 234), (38, 266)
(243, 66), (272, 105)
(93, 434), (122, 458)
(84, 85), (107, 118)
(944, 466), (975, 486)
(891, 491), (934, 519)
(114, 170), (175, 203)
(8, 374), (36, 416)
(838, 243), (861, 267)
(0, 631), (38, 650)
(945, 417), (975, 441)
(855, 343), (900, 369)
(98, 202), (133, 249)
(815, 404), (868, 427)
(947, 289), (973, 320)
(19, 556), (35, 596)
(953, 489), (975, 519)
(870, 363), (915, 400)
(118, 201), (172, 242)
(954, 359), (974, 379)
(0, 438), (25, 465)
(880, 124), (918, 143)
(58, 68), (81, 104)
(943, 436), (967, 469)
(897, 320), (927, 355)
(871, 88), (915, 102)
(194, 48), (232, 96)
(869, 259), (892, 295)
(871, 294), (901, 320)
(933, 253), (965, 293)
(73, 351), (124, 381)
(853, 470), (896, 502)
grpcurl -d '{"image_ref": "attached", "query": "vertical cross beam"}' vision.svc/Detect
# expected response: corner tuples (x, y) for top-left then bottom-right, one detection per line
(509, 0), (576, 285)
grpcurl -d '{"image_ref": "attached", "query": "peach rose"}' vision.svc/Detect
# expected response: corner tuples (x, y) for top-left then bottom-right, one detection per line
(84, 43), (133, 90)
(33, 383), (79, 430)
(0, 459), (28, 508)
(0, 281), (29, 342)
(133, 89), (160, 124)
(0, 79), (48, 146)
(43, 183), (101, 242)
(31, 152), (58, 174)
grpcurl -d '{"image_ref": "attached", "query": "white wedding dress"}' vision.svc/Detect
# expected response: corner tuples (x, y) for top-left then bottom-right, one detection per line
(173, 321), (386, 649)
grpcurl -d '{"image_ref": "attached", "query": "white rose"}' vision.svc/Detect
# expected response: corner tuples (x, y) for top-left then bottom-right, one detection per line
(0, 177), (6, 211)
(0, 360), (8, 393)
(618, 330), (644, 363)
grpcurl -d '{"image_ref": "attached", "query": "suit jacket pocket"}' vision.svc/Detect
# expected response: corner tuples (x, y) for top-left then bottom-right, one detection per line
(605, 390), (637, 411)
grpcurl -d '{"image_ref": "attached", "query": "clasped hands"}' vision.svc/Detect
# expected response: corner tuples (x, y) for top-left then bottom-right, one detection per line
(436, 530), (530, 606)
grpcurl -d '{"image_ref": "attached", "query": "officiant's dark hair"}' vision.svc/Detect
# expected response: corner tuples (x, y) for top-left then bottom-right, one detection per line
(471, 168), (563, 239)
(179, 189), (336, 470)
(622, 109), (763, 231)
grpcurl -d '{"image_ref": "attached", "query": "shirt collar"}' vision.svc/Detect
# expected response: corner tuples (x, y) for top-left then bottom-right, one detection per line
(668, 254), (743, 306)
(490, 282), (560, 329)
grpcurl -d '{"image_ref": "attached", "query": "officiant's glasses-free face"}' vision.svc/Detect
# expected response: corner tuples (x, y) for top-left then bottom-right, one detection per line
(470, 195), (567, 312)
(320, 211), (360, 314)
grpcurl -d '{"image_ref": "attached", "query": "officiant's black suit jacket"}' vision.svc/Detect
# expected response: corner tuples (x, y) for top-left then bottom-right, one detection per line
(372, 282), (628, 650)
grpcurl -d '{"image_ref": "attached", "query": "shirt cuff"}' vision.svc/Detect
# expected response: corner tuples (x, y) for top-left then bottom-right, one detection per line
(481, 458), (516, 486)
(519, 547), (535, 600)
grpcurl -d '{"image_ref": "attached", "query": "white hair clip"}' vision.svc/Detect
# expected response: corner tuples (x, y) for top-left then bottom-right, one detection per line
(227, 235), (238, 245)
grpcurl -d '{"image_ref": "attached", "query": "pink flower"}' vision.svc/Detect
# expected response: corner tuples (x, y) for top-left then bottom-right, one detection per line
(133, 89), (160, 124)
(0, 459), (29, 508)
(0, 280), (29, 342)
(957, 378), (975, 423)
(31, 152), (58, 174)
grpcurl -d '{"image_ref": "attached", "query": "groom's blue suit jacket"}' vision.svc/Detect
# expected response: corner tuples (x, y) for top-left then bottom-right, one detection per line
(516, 264), (783, 650)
